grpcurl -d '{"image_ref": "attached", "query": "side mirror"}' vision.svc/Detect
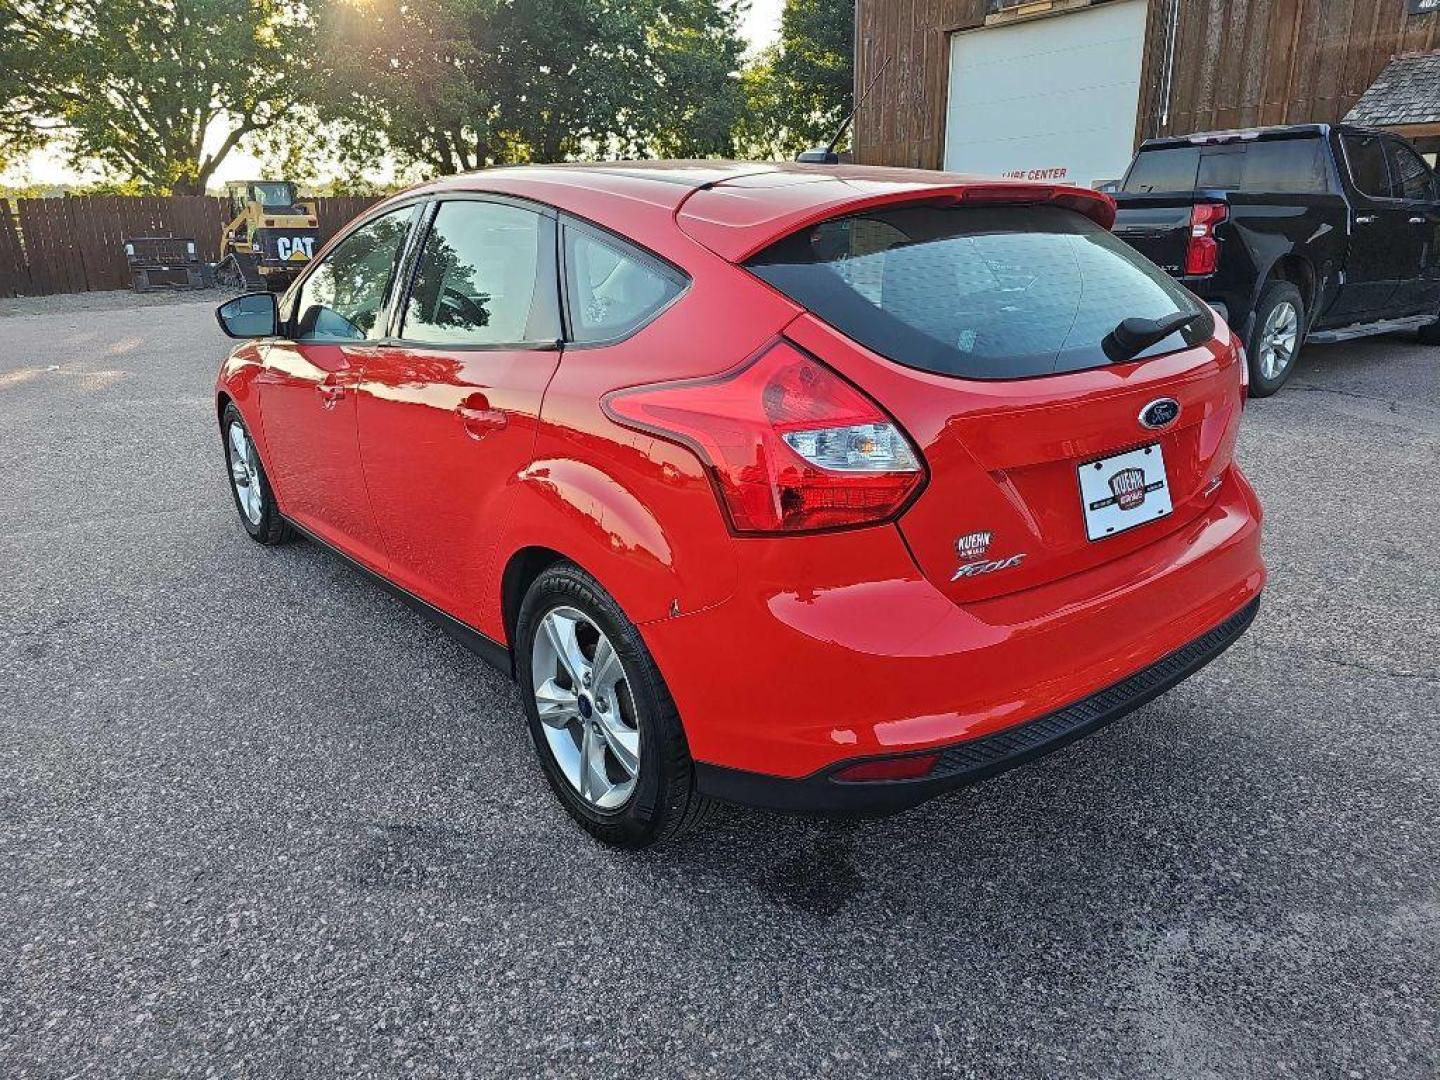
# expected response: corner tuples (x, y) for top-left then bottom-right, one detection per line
(216, 292), (279, 339)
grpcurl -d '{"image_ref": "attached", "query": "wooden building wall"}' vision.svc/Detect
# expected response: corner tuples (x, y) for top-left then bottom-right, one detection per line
(854, 0), (1440, 169)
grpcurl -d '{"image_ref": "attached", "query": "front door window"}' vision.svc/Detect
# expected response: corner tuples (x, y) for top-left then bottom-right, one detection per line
(295, 209), (414, 341)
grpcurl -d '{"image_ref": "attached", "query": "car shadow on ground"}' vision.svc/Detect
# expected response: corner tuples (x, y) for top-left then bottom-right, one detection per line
(273, 507), (1427, 938)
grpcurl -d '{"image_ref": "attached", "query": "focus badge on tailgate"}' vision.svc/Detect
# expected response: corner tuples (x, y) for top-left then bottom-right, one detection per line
(1079, 444), (1173, 541)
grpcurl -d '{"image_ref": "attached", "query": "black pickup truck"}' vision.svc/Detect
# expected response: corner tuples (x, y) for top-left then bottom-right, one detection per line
(1112, 124), (1440, 395)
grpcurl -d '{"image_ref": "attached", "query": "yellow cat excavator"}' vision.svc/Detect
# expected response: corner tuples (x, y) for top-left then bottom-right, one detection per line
(215, 180), (320, 291)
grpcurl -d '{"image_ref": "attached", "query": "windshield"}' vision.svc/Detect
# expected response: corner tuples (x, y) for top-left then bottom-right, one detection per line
(252, 182), (297, 207)
(745, 204), (1210, 380)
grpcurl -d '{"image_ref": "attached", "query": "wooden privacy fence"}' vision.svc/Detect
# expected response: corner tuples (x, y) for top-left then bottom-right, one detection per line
(0, 194), (380, 297)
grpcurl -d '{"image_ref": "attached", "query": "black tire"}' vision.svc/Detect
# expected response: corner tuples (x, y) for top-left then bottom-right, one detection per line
(515, 563), (716, 848)
(221, 403), (290, 545)
(1419, 315), (1440, 346)
(1245, 280), (1305, 398)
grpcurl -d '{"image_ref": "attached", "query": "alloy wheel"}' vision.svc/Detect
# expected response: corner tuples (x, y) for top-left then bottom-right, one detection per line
(1258, 300), (1299, 381)
(227, 421), (264, 525)
(530, 606), (641, 810)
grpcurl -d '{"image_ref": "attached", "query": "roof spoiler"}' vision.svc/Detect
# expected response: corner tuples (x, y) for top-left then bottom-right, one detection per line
(678, 180), (1119, 263)
(945, 184), (1118, 230)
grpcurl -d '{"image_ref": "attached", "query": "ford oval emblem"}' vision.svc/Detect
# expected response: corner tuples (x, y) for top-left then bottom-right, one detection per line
(1139, 398), (1180, 430)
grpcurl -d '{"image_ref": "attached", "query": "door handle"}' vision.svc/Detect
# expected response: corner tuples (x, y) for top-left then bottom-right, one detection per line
(1355, 215), (1376, 225)
(1410, 216), (1427, 224)
(456, 395), (508, 440)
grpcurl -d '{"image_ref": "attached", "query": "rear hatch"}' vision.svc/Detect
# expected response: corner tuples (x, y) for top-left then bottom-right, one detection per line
(685, 182), (1244, 603)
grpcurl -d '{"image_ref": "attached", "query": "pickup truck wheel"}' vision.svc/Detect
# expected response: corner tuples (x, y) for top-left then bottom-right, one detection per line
(1419, 316), (1440, 346)
(1246, 281), (1304, 397)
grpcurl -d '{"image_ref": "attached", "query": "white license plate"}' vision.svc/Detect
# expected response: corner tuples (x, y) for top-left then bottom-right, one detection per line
(1078, 444), (1173, 541)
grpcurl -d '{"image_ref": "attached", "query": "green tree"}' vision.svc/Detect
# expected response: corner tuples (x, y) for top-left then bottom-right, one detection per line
(774, 0), (854, 148)
(0, 41), (45, 171)
(308, 0), (747, 175)
(309, 0), (495, 176)
(635, 0), (747, 158)
(737, 0), (853, 158)
(0, 0), (310, 192)
(733, 48), (790, 160)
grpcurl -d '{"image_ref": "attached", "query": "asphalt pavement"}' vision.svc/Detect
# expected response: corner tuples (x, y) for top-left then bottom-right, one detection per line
(1, 292), (1437, 1078)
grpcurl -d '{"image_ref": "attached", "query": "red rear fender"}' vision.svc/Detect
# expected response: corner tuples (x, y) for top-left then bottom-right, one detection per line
(494, 428), (739, 636)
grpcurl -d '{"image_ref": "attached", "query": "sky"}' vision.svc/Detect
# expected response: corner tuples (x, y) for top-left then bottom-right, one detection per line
(7, 0), (788, 188)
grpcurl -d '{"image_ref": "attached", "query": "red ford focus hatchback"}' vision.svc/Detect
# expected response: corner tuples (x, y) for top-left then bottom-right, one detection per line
(215, 162), (1265, 847)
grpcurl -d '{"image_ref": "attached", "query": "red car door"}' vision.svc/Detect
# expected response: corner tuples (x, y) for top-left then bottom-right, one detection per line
(356, 198), (562, 632)
(259, 205), (417, 567)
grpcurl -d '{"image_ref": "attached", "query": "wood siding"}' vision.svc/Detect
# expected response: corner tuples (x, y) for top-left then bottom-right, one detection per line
(855, 0), (1439, 169)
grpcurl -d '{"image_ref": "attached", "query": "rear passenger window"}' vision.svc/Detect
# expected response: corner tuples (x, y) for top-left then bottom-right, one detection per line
(1342, 133), (1396, 198)
(562, 226), (685, 344)
(401, 201), (559, 346)
(1384, 140), (1438, 201)
(1229, 138), (1330, 193)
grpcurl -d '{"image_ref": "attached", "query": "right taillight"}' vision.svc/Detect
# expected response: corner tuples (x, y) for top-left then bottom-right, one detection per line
(1185, 202), (1227, 276)
(602, 341), (925, 534)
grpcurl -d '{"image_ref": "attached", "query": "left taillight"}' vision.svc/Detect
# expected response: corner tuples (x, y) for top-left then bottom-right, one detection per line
(602, 340), (925, 534)
(1185, 202), (1227, 276)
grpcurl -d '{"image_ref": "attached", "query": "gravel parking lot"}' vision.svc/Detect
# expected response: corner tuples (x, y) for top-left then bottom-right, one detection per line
(2, 291), (1437, 1078)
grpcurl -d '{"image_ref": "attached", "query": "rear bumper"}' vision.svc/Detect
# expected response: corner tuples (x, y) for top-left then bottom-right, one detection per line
(642, 465), (1264, 792)
(694, 595), (1259, 814)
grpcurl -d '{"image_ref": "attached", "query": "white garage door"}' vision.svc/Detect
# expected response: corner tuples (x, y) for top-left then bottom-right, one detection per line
(943, 1), (1147, 188)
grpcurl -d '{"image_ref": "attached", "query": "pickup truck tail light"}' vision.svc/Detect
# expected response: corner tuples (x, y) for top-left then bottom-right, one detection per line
(603, 341), (925, 534)
(1185, 202), (1227, 276)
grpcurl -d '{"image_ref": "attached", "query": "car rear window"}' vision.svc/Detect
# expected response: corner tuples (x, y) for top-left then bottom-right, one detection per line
(1123, 138), (1331, 194)
(745, 204), (1211, 380)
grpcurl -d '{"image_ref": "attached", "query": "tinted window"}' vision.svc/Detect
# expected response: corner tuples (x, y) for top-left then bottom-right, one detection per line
(1194, 149), (1245, 189)
(1342, 133), (1395, 198)
(252, 182), (296, 207)
(1229, 138), (1330, 193)
(1384, 140), (1437, 201)
(1127, 139), (1330, 194)
(401, 201), (559, 345)
(1122, 147), (1200, 193)
(295, 208), (413, 341)
(746, 205), (1210, 380)
(563, 226), (685, 343)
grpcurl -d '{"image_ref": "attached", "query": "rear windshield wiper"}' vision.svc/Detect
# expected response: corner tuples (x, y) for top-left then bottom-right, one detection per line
(1102, 311), (1205, 364)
